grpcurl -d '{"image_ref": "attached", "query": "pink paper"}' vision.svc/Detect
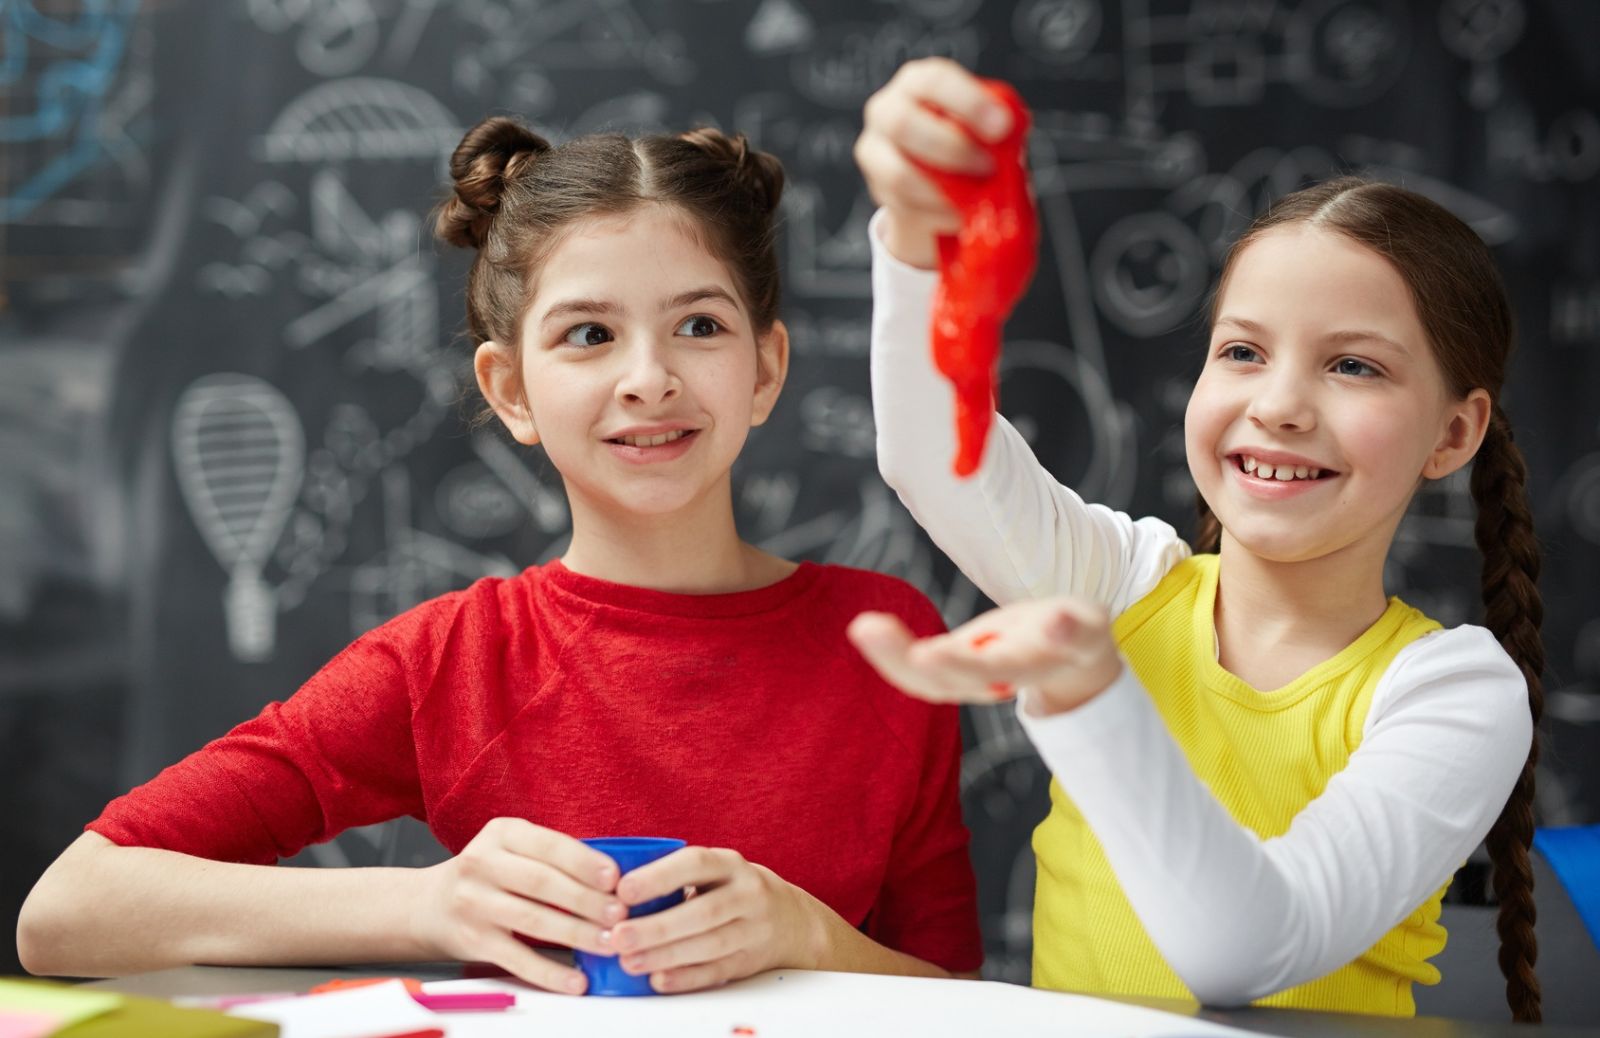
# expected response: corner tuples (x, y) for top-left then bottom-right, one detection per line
(0, 1010), (57, 1038)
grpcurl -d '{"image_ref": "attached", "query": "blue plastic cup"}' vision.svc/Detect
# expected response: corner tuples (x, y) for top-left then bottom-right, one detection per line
(576, 836), (687, 996)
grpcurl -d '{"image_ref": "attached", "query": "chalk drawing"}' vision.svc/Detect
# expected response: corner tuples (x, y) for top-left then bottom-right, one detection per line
(171, 374), (306, 662)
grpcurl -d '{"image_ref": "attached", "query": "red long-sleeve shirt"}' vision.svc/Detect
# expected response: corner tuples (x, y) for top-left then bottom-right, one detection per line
(90, 560), (983, 971)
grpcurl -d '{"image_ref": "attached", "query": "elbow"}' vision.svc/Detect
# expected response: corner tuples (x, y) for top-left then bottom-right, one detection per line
(16, 880), (75, 977)
(1163, 928), (1302, 1008)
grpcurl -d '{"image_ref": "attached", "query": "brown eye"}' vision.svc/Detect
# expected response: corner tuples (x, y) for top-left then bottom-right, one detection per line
(676, 315), (721, 337)
(563, 323), (612, 348)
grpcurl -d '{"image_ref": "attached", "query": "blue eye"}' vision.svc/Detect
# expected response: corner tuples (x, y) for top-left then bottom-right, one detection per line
(1221, 343), (1259, 363)
(563, 323), (612, 348)
(676, 315), (721, 337)
(1334, 357), (1378, 377)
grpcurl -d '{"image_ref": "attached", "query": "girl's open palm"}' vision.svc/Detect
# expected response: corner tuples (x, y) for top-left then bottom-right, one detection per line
(848, 597), (1124, 716)
(410, 817), (626, 994)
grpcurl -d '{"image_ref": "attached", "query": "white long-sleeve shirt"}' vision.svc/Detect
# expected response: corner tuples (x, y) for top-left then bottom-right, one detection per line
(868, 211), (1532, 1005)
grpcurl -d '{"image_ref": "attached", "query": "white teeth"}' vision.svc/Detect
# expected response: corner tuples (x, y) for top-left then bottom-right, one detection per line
(619, 430), (687, 447)
(1240, 456), (1325, 482)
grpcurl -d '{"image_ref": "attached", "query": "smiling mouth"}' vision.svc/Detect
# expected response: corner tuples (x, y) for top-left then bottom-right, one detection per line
(1232, 454), (1339, 482)
(608, 429), (697, 448)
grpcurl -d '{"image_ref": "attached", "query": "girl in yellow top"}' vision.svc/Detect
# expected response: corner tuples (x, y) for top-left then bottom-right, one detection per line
(847, 58), (1542, 1022)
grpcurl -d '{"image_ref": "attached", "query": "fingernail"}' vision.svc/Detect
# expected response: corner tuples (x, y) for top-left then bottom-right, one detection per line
(622, 956), (647, 974)
(613, 928), (636, 951)
(981, 105), (1009, 138)
(605, 901), (627, 923)
(598, 929), (612, 946)
(652, 973), (672, 993)
(598, 864), (617, 887)
(566, 974), (585, 994)
(988, 681), (1015, 699)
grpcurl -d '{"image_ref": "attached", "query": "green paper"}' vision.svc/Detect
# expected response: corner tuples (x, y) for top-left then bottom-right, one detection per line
(0, 981), (121, 1029)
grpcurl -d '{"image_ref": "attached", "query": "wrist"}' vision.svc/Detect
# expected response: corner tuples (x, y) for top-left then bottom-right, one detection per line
(1030, 656), (1125, 717)
(788, 881), (831, 970)
(879, 211), (940, 270)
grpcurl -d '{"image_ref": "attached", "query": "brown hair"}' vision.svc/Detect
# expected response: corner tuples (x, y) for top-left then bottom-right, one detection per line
(1194, 177), (1542, 1021)
(435, 115), (786, 358)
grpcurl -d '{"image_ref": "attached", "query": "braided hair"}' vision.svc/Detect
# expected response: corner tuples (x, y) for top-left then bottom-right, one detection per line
(1195, 177), (1542, 1021)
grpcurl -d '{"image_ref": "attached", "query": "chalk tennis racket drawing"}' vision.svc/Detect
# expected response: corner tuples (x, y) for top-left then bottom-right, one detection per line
(172, 374), (306, 662)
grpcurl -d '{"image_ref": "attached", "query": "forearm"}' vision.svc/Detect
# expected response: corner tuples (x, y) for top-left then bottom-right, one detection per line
(18, 832), (430, 978)
(799, 887), (952, 980)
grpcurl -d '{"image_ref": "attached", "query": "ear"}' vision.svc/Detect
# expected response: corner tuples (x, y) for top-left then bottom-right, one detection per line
(474, 341), (539, 445)
(750, 319), (790, 427)
(1423, 387), (1491, 480)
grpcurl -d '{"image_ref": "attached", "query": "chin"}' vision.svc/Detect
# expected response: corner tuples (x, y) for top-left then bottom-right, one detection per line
(1219, 522), (1329, 564)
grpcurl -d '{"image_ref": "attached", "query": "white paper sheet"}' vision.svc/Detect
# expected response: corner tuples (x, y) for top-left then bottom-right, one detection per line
(229, 979), (441, 1038)
(411, 970), (1270, 1038)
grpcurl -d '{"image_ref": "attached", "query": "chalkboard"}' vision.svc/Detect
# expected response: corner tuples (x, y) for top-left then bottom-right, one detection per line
(3, 0), (1598, 998)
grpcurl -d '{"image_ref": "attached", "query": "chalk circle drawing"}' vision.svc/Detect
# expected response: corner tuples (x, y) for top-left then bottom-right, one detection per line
(1561, 453), (1600, 547)
(1438, 0), (1524, 109)
(256, 77), (461, 165)
(435, 462), (528, 540)
(172, 374), (306, 663)
(1012, 0), (1102, 66)
(798, 386), (877, 460)
(247, 0), (381, 79)
(1285, 0), (1410, 108)
(1439, 0), (1525, 62)
(1088, 211), (1209, 338)
(999, 340), (1139, 509)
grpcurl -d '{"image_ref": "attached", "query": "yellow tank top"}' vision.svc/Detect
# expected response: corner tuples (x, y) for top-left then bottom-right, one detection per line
(1032, 554), (1448, 1016)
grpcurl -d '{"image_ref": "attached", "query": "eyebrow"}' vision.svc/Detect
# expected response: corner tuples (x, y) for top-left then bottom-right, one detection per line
(1213, 315), (1411, 355)
(539, 286), (743, 326)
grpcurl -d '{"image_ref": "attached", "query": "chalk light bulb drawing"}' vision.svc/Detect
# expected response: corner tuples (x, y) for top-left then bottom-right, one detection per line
(171, 373), (305, 662)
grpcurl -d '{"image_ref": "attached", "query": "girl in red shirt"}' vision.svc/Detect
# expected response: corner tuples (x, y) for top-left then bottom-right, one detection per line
(18, 117), (982, 993)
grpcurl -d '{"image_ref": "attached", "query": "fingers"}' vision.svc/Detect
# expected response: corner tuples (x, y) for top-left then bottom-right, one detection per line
(847, 611), (943, 700)
(466, 821), (623, 927)
(854, 131), (961, 225)
(476, 930), (590, 995)
(616, 846), (735, 908)
(611, 879), (743, 955)
(621, 921), (756, 993)
(849, 602), (1115, 705)
(480, 889), (615, 956)
(493, 818), (620, 894)
(892, 57), (1013, 143)
(865, 82), (993, 176)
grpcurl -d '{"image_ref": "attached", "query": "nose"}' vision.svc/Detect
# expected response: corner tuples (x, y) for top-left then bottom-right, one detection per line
(1246, 365), (1316, 434)
(615, 338), (681, 406)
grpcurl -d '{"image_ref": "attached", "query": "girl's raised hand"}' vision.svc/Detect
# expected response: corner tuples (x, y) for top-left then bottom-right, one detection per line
(410, 817), (627, 994)
(848, 598), (1124, 716)
(854, 57), (1016, 268)
(604, 846), (821, 993)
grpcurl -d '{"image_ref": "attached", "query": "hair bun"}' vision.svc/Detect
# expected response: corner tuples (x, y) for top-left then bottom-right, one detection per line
(436, 116), (551, 249)
(679, 127), (785, 216)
